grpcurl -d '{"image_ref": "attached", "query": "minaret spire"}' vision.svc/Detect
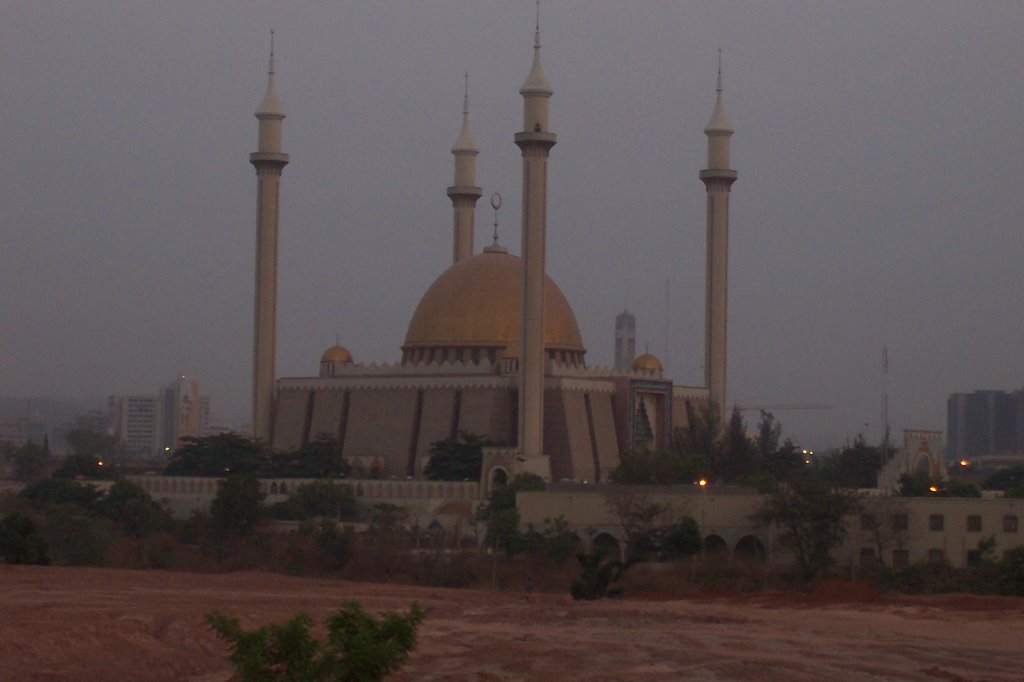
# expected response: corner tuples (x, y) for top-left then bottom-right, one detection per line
(250, 32), (289, 444)
(515, 5), (557, 470)
(699, 52), (737, 416)
(448, 73), (482, 263)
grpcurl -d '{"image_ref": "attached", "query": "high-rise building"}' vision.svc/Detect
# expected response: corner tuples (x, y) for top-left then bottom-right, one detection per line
(614, 310), (636, 372)
(108, 377), (209, 457)
(160, 376), (208, 452)
(947, 389), (1024, 462)
(108, 395), (162, 457)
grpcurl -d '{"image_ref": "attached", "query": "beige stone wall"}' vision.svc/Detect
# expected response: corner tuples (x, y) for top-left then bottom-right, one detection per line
(273, 390), (309, 451)
(415, 389), (458, 474)
(343, 388), (418, 477)
(308, 389), (346, 442)
(560, 390), (596, 482)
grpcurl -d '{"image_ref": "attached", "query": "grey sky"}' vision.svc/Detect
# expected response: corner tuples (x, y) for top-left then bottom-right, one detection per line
(2, 1), (1022, 448)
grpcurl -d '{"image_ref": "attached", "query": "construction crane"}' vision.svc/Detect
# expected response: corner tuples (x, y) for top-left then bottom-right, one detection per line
(735, 404), (832, 412)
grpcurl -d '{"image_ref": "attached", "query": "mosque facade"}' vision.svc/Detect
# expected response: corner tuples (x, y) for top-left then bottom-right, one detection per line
(250, 17), (735, 483)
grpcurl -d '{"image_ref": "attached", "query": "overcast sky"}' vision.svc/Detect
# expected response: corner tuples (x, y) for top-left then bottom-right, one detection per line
(2, 1), (1022, 449)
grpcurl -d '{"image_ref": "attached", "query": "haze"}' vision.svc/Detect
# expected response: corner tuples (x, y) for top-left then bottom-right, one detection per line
(2, 1), (1022, 448)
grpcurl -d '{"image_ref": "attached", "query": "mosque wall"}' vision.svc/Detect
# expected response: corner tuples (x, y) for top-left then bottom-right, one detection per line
(414, 389), (459, 474)
(273, 390), (310, 451)
(459, 388), (516, 447)
(588, 392), (621, 480)
(308, 389), (346, 441)
(556, 390), (597, 482)
(344, 388), (419, 477)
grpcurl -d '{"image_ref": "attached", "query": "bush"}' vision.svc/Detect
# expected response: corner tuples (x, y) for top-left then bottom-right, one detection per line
(206, 600), (424, 681)
(20, 479), (100, 510)
(0, 512), (50, 565)
(211, 475), (266, 536)
(570, 549), (631, 600)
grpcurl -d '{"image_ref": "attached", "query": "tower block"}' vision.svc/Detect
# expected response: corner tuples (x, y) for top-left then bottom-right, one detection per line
(515, 12), (556, 458)
(448, 74), (482, 263)
(250, 37), (289, 443)
(699, 53), (736, 415)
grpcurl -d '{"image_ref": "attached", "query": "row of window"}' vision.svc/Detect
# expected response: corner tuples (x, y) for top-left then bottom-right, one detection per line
(860, 513), (1019, 534)
(860, 546), (1018, 569)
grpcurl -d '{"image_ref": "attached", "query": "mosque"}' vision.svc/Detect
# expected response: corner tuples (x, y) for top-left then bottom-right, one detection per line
(248, 16), (736, 483)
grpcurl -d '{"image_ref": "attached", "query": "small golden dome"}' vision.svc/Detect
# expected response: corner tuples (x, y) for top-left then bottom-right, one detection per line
(632, 352), (663, 372)
(321, 344), (353, 364)
(403, 251), (585, 357)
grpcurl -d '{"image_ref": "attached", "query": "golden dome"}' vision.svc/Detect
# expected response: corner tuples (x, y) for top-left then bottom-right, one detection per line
(403, 251), (585, 357)
(632, 352), (663, 372)
(320, 344), (353, 364)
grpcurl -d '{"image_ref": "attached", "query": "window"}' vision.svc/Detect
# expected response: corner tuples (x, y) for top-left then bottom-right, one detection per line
(860, 514), (875, 531)
(892, 513), (909, 531)
(859, 547), (876, 567)
(966, 515), (982, 532)
(927, 548), (945, 564)
(1004, 515), (1019, 533)
(929, 514), (944, 531)
(892, 549), (909, 570)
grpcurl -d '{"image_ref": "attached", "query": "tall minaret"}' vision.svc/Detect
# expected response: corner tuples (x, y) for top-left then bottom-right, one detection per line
(515, 3), (556, 458)
(699, 50), (736, 415)
(249, 32), (289, 443)
(448, 74), (482, 263)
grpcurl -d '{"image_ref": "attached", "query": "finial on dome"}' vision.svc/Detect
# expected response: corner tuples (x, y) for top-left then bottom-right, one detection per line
(483, 192), (508, 253)
(704, 48), (732, 135)
(256, 29), (285, 118)
(452, 72), (478, 153)
(520, 0), (552, 95)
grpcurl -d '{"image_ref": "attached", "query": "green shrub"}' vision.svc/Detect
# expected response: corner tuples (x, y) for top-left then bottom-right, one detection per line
(206, 600), (424, 681)
(0, 512), (50, 564)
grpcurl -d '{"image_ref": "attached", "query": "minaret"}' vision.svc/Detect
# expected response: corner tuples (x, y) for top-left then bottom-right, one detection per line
(448, 74), (482, 263)
(515, 3), (556, 458)
(614, 310), (636, 372)
(700, 50), (736, 414)
(249, 32), (289, 443)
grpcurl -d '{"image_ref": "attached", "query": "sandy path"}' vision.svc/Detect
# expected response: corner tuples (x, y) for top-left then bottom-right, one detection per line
(0, 565), (1020, 681)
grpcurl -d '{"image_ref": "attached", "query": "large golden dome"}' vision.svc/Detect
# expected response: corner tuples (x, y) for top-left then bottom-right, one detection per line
(402, 251), (585, 365)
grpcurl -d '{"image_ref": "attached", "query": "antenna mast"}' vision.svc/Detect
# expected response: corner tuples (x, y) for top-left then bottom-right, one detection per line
(882, 345), (890, 459)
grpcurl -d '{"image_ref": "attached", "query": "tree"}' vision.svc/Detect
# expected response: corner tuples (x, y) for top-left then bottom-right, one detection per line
(755, 410), (782, 460)
(423, 431), (497, 482)
(98, 480), (170, 536)
(210, 475), (265, 536)
(673, 399), (721, 458)
(824, 435), (884, 488)
(20, 478), (101, 510)
(3, 440), (48, 482)
(754, 473), (863, 580)
(609, 448), (707, 486)
(714, 407), (755, 483)
(270, 434), (350, 479)
(762, 438), (804, 484)
(859, 497), (912, 569)
(897, 473), (981, 498)
(165, 434), (267, 477)
(477, 473), (545, 559)
(206, 600), (424, 682)
(65, 429), (121, 459)
(982, 467), (1024, 498)
(52, 453), (111, 480)
(0, 512), (50, 565)
(269, 481), (356, 521)
(606, 491), (697, 561)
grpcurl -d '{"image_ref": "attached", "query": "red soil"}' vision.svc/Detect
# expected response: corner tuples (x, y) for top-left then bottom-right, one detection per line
(0, 565), (1021, 681)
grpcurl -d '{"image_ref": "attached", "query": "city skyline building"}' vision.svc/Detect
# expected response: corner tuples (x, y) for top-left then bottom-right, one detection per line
(947, 388), (1024, 463)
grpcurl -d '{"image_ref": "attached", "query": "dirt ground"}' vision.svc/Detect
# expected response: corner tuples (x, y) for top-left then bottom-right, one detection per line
(0, 566), (1021, 681)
